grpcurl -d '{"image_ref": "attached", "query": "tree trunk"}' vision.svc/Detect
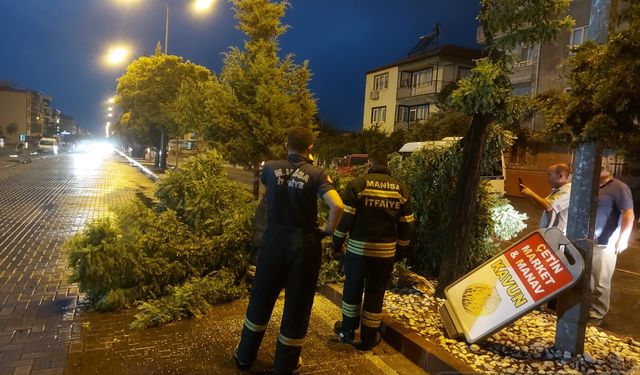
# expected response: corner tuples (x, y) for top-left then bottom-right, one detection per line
(253, 168), (260, 200)
(436, 113), (490, 297)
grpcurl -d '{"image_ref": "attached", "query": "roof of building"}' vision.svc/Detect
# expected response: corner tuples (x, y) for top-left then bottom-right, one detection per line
(366, 44), (483, 75)
(0, 85), (28, 93)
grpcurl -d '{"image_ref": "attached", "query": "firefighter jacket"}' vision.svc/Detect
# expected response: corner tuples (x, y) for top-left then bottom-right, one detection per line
(332, 166), (414, 259)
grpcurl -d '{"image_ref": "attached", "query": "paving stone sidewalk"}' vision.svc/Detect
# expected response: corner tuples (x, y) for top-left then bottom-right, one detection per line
(0, 152), (423, 375)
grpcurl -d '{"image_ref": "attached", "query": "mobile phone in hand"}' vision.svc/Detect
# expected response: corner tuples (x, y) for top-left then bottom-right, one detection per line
(518, 177), (523, 190)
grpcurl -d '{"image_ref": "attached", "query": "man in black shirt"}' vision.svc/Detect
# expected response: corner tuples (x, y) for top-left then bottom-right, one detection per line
(235, 128), (344, 374)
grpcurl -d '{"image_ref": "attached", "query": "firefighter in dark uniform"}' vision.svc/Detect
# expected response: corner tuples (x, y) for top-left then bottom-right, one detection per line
(234, 128), (344, 374)
(332, 149), (414, 350)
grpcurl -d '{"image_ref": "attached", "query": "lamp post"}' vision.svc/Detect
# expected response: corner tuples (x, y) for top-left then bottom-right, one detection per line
(158, 0), (214, 169)
(110, 0), (215, 169)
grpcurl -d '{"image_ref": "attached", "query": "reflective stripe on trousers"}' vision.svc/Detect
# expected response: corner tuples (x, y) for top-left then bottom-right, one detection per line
(236, 225), (322, 373)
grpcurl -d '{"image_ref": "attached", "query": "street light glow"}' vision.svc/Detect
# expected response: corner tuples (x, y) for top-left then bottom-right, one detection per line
(108, 97), (116, 104)
(191, 0), (215, 14)
(113, 0), (141, 6)
(103, 45), (131, 66)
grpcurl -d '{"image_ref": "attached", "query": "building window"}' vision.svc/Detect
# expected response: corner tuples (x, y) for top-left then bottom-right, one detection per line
(371, 106), (386, 124)
(571, 25), (589, 47)
(396, 105), (409, 122)
(408, 104), (429, 122)
(412, 68), (433, 87)
(519, 44), (534, 62)
(399, 72), (412, 88)
(373, 73), (389, 91)
(458, 67), (471, 80)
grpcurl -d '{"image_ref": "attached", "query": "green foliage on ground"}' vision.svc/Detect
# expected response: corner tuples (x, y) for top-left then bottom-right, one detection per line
(155, 150), (255, 236)
(66, 151), (255, 328)
(130, 269), (246, 329)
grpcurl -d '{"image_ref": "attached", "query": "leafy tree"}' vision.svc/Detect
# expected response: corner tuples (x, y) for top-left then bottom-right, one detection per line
(436, 0), (574, 296)
(536, 2), (640, 159)
(116, 52), (212, 168)
(194, 0), (317, 196)
(403, 111), (470, 142)
(313, 126), (405, 166)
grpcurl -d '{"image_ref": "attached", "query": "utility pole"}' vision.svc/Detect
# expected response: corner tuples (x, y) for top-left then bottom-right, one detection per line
(165, 4), (170, 54)
(554, 0), (614, 354)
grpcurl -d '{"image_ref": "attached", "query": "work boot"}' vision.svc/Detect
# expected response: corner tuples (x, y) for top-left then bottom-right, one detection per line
(353, 333), (382, 351)
(233, 344), (252, 371)
(333, 321), (354, 344)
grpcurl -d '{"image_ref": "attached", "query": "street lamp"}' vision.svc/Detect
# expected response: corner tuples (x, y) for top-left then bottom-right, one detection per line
(103, 44), (132, 67)
(164, 1), (215, 54)
(191, 0), (215, 14)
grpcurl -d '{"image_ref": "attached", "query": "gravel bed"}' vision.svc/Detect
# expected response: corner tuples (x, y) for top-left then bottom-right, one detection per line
(383, 282), (640, 374)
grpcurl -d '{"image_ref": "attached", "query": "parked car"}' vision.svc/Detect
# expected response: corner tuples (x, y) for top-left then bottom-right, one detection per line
(335, 153), (368, 176)
(38, 137), (59, 154)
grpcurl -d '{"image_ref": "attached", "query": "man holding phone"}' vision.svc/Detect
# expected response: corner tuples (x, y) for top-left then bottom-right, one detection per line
(519, 163), (572, 233)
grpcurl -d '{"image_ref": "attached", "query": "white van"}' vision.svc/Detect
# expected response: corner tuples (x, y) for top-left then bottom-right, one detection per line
(38, 137), (59, 154)
(399, 137), (506, 194)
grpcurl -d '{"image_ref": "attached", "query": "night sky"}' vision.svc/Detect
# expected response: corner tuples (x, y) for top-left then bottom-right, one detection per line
(0, 0), (480, 134)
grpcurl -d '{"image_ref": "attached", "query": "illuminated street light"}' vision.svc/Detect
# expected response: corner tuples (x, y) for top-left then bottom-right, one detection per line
(191, 0), (216, 14)
(103, 45), (131, 66)
(108, 107), (113, 111)
(113, 0), (141, 6)
(108, 97), (116, 104)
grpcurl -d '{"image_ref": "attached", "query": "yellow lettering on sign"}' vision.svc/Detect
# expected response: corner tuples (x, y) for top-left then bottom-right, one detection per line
(490, 259), (528, 308)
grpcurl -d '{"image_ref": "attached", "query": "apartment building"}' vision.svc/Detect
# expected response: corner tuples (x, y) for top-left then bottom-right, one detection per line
(0, 86), (54, 144)
(362, 44), (481, 133)
(480, 0), (622, 196)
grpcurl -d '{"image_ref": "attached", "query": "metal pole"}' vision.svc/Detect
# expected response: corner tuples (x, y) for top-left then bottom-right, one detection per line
(554, 143), (601, 353)
(164, 3), (169, 54)
(554, 0), (613, 354)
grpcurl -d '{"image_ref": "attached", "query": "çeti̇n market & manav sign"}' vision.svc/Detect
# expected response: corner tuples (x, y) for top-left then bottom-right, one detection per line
(440, 228), (584, 343)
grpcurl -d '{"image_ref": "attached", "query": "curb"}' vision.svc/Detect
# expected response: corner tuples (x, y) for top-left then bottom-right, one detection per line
(320, 284), (476, 374)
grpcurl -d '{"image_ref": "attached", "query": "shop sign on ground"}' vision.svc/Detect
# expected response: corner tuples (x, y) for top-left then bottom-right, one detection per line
(439, 228), (584, 343)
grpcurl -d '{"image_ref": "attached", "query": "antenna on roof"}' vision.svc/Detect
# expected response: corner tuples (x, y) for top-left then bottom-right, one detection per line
(409, 22), (441, 56)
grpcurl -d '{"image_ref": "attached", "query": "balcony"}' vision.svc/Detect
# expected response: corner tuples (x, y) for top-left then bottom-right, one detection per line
(510, 60), (535, 84)
(397, 80), (451, 99)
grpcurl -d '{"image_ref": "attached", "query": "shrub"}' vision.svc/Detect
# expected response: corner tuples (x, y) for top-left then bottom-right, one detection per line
(130, 268), (246, 329)
(389, 131), (526, 277)
(155, 150), (256, 236)
(66, 150), (255, 325)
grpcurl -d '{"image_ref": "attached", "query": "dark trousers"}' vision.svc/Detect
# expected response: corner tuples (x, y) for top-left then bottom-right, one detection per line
(341, 252), (393, 345)
(236, 225), (322, 374)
